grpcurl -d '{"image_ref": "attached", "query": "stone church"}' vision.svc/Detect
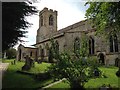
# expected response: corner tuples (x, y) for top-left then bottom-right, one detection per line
(17, 7), (120, 65)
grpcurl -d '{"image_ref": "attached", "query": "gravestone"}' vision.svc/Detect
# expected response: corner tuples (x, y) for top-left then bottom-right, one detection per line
(22, 55), (34, 71)
(94, 68), (100, 77)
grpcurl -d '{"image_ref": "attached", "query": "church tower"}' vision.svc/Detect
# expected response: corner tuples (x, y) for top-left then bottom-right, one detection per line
(36, 7), (58, 43)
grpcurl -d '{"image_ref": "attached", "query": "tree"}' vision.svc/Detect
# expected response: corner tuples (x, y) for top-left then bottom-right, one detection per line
(85, 2), (120, 36)
(6, 48), (16, 59)
(2, 1), (37, 52)
(49, 35), (100, 89)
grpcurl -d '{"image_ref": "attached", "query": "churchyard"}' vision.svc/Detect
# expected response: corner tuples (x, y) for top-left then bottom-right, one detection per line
(2, 59), (53, 89)
(2, 59), (120, 89)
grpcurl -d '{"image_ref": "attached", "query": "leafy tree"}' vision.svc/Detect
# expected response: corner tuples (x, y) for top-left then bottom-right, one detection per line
(6, 48), (16, 59)
(2, 1), (37, 52)
(85, 2), (120, 36)
(49, 34), (100, 89)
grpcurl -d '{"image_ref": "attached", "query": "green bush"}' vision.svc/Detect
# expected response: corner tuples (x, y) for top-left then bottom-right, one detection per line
(48, 35), (100, 89)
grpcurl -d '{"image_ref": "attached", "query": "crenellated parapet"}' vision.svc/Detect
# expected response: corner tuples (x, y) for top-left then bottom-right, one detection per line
(39, 7), (57, 16)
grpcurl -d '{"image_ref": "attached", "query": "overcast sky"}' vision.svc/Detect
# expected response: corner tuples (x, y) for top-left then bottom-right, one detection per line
(14, 0), (89, 49)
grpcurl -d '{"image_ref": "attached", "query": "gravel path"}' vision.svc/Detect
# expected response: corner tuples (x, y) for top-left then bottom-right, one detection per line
(41, 78), (66, 89)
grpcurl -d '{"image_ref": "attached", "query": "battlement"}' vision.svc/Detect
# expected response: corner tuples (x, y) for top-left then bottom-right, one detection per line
(39, 7), (57, 15)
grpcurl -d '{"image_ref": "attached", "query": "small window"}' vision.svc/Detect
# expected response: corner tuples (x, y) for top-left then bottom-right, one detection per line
(49, 15), (54, 26)
(41, 49), (44, 57)
(110, 36), (114, 52)
(114, 35), (119, 52)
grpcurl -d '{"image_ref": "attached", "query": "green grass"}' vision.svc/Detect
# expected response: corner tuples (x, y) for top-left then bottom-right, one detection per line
(2, 59), (120, 89)
(27, 62), (51, 74)
(2, 59), (53, 89)
(49, 66), (120, 89)
(85, 66), (119, 88)
(2, 59), (15, 63)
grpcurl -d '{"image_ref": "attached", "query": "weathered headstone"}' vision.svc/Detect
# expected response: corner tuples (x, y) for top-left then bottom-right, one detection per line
(94, 69), (100, 77)
(22, 55), (34, 71)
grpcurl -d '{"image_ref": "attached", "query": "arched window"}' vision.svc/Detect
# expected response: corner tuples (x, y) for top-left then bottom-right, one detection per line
(40, 16), (43, 26)
(74, 38), (80, 53)
(110, 34), (119, 52)
(45, 43), (49, 50)
(89, 37), (94, 55)
(114, 35), (119, 52)
(49, 15), (54, 26)
(41, 48), (44, 57)
(110, 36), (114, 52)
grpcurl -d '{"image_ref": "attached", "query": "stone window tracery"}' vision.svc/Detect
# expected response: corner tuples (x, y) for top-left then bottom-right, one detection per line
(110, 34), (119, 52)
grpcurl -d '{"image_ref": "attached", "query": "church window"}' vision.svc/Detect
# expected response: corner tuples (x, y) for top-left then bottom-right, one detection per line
(49, 15), (54, 26)
(74, 37), (80, 53)
(89, 37), (95, 55)
(40, 16), (43, 26)
(45, 43), (49, 50)
(110, 36), (114, 52)
(110, 34), (119, 52)
(41, 48), (44, 57)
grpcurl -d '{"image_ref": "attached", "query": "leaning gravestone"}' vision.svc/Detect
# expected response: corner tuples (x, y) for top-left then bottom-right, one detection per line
(22, 55), (34, 71)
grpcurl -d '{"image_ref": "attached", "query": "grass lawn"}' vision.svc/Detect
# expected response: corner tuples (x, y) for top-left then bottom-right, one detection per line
(49, 66), (120, 89)
(26, 62), (51, 74)
(2, 59), (53, 89)
(2, 59), (15, 63)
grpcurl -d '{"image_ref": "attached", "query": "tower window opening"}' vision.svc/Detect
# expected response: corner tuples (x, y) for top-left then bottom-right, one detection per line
(49, 15), (54, 26)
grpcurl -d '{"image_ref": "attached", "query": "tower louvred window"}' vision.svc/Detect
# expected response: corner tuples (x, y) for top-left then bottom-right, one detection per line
(49, 15), (54, 26)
